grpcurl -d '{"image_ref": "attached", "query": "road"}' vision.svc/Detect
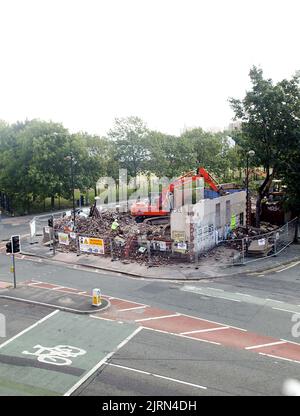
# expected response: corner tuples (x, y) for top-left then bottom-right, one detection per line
(0, 214), (300, 395)
(0, 247), (300, 396)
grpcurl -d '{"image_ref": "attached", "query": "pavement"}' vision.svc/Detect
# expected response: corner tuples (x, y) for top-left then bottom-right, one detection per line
(17, 234), (300, 280)
(0, 283), (110, 314)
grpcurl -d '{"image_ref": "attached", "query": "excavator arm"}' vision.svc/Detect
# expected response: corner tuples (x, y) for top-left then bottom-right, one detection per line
(197, 167), (226, 195)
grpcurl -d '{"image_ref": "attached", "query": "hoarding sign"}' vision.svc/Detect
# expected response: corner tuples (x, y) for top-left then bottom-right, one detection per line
(58, 232), (70, 246)
(79, 236), (105, 254)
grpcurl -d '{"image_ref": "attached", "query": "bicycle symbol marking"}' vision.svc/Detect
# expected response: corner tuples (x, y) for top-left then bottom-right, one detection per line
(22, 344), (86, 366)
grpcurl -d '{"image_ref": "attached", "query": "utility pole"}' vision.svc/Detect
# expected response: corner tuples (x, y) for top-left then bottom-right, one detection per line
(70, 154), (76, 227)
(246, 150), (255, 234)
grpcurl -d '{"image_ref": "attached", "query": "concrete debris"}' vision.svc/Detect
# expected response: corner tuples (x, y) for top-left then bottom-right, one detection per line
(54, 210), (174, 265)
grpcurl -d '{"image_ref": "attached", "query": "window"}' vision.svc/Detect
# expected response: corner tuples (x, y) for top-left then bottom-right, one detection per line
(215, 203), (221, 228)
(226, 200), (231, 224)
(239, 212), (244, 226)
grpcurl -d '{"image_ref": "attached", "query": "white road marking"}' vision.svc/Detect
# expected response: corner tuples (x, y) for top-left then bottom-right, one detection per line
(107, 363), (207, 390)
(89, 315), (116, 322)
(64, 326), (143, 396)
(181, 326), (230, 335)
(142, 326), (221, 345)
(119, 306), (148, 312)
(57, 285), (82, 291)
(206, 287), (224, 292)
(28, 281), (44, 286)
(135, 313), (180, 322)
(182, 286), (241, 303)
(235, 293), (253, 297)
(272, 307), (299, 314)
(216, 296), (241, 303)
(259, 352), (300, 365)
(245, 340), (287, 350)
(51, 286), (64, 290)
(266, 299), (283, 303)
(180, 313), (247, 332)
(180, 334), (221, 345)
(275, 260), (300, 273)
(280, 339), (300, 346)
(0, 310), (59, 349)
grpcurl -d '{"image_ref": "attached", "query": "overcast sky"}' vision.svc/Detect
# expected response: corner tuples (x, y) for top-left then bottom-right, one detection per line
(0, 0), (299, 136)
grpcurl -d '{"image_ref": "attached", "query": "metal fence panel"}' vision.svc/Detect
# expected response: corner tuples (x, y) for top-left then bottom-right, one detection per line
(217, 217), (299, 266)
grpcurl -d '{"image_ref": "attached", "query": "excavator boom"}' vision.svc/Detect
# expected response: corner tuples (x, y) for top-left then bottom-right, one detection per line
(130, 166), (225, 218)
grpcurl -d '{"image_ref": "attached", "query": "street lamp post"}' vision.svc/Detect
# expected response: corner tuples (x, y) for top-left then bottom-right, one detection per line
(246, 150), (255, 234)
(65, 154), (76, 227)
(70, 155), (76, 226)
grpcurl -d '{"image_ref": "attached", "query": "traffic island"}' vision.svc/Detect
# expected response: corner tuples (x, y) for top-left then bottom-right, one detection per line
(0, 285), (110, 314)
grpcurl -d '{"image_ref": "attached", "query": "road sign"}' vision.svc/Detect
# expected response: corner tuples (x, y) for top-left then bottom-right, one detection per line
(79, 236), (105, 254)
(58, 232), (70, 246)
(30, 219), (36, 237)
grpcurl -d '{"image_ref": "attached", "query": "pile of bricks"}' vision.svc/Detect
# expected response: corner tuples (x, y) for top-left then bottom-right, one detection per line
(54, 209), (172, 264)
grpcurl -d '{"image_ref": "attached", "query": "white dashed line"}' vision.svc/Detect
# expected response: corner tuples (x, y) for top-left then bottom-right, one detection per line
(215, 296), (241, 303)
(272, 307), (299, 314)
(259, 352), (300, 365)
(245, 340), (287, 350)
(181, 326), (230, 335)
(266, 299), (283, 303)
(235, 293), (253, 297)
(135, 313), (180, 322)
(119, 306), (148, 312)
(107, 363), (207, 390)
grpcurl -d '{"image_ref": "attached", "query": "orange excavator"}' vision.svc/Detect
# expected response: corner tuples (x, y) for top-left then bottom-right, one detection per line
(130, 167), (226, 222)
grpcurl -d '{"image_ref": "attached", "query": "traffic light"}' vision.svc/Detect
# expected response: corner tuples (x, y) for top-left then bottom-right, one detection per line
(6, 241), (12, 254)
(48, 217), (53, 228)
(11, 235), (20, 254)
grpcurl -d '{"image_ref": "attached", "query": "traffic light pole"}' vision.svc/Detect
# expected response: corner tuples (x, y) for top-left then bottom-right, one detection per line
(7, 235), (20, 288)
(11, 254), (16, 289)
(51, 215), (56, 256)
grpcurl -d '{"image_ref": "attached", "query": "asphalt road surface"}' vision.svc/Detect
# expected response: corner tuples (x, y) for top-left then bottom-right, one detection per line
(0, 246), (300, 395)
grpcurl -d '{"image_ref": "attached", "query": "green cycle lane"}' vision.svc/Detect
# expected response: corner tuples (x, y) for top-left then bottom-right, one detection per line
(0, 311), (137, 396)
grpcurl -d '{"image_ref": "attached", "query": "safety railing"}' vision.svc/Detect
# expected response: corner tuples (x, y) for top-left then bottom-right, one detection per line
(218, 217), (299, 265)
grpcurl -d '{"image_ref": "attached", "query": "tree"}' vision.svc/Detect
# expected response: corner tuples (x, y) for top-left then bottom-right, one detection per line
(229, 66), (300, 226)
(145, 131), (196, 178)
(107, 117), (149, 181)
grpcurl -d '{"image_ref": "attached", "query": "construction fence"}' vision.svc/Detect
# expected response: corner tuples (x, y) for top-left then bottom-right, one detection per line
(35, 212), (299, 267)
(217, 217), (299, 265)
(53, 231), (192, 266)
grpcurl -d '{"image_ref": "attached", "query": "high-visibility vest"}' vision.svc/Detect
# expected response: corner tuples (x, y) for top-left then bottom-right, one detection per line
(111, 221), (119, 230)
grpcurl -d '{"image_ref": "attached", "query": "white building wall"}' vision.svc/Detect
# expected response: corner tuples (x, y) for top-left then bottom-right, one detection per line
(170, 190), (246, 255)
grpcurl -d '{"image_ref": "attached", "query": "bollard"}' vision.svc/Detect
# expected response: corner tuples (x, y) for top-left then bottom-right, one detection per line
(92, 288), (102, 307)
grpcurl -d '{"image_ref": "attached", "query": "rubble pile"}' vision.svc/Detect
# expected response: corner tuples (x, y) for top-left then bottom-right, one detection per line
(54, 209), (172, 264)
(229, 222), (279, 240)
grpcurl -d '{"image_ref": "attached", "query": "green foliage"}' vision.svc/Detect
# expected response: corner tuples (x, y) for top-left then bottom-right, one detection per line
(0, 119), (107, 214)
(229, 66), (300, 223)
(107, 116), (149, 178)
